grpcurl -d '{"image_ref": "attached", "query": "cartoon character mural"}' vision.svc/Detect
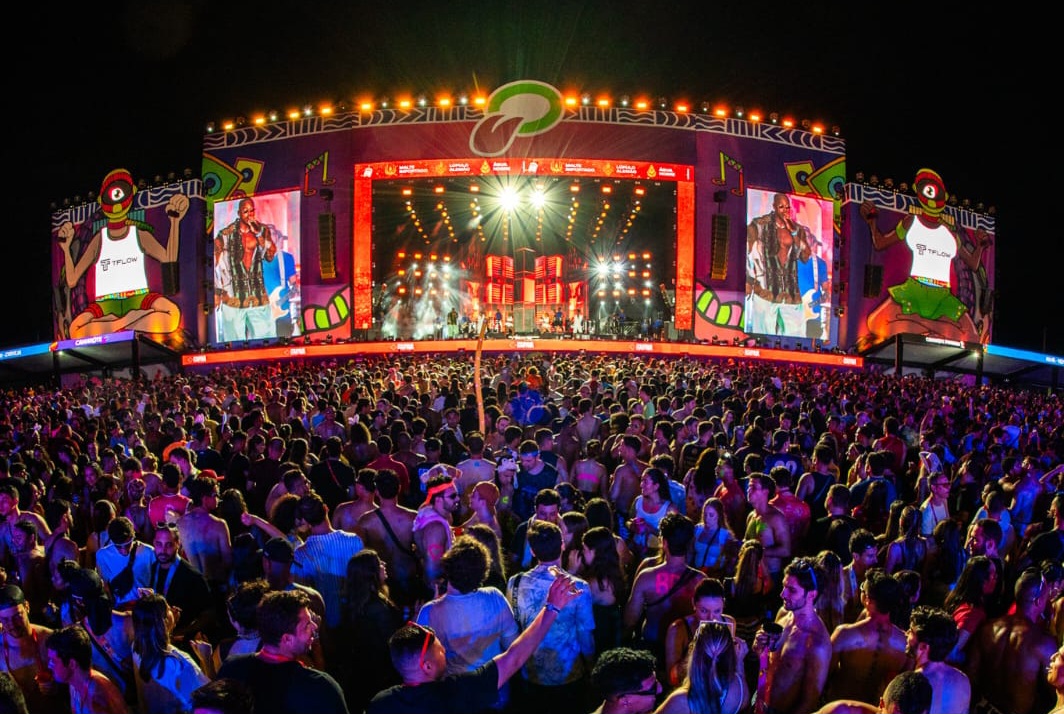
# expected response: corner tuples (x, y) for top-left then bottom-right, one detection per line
(56, 168), (188, 339)
(858, 168), (992, 348)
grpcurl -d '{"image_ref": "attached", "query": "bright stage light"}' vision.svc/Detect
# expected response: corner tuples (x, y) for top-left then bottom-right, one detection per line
(499, 187), (520, 212)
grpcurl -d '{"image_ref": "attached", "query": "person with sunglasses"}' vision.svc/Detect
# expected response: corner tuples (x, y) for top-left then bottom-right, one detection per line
(753, 557), (831, 714)
(367, 571), (582, 714)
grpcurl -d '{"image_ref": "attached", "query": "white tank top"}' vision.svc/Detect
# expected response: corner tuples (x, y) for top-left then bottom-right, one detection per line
(905, 219), (956, 287)
(95, 226), (149, 299)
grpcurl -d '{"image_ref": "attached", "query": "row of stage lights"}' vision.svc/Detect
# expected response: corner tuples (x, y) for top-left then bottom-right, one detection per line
(852, 172), (994, 214)
(205, 94), (841, 137)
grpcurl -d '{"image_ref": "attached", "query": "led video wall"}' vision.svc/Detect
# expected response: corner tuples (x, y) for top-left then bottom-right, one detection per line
(48, 80), (850, 350)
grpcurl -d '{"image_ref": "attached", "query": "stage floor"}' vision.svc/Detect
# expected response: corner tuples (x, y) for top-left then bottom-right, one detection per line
(182, 335), (862, 369)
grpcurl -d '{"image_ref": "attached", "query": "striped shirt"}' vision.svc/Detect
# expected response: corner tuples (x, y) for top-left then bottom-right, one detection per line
(292, 529), (364, 628)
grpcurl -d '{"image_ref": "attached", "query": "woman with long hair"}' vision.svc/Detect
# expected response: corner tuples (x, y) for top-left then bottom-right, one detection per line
(560, 510), (590, 575)
(339, 549), (403, 713)
(580, 525), (628, 655)
(628, 467), (680, 561)
(464, 522), (509, 593)
(83, 498), (116, 570)
(571, 439), (609, 501)
(690, 497), (739, 580)
(657, 620), (749, 713)
(725, 539), (774, 648)
(814, 550), (846, 634)
(664, 578), (743, 689)
(883, 504), (930, 575)
(943, 554), (998, 666)
(585, 497), (635, 577)
(924, 518), (966, 608)
(684, 449), (720, 522)
(852, 479), (892, 537)
(131, 592), (209, 714)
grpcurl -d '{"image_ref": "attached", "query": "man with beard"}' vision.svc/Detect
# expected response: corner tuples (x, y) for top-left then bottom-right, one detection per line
(905, 606), (969, 714)
(147, 523), (214, 644)
(413, 472), (461, 596)
(753, 557), (831, 714)
(0, 584), (65, 714)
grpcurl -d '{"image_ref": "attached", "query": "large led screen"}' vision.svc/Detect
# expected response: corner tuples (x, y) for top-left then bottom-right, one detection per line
(744, 188), (835, 341)
(211, 189), (302, 342)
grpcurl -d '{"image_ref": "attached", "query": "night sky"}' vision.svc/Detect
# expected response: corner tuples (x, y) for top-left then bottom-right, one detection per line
(15, 2), (1051, 352)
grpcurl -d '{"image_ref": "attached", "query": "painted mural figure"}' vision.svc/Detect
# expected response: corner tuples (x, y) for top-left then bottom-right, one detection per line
(859, 168), (991, 347)
(745, 193), (809, 336)
(57, 168), (186, 338)
(214, 197), (278, 340)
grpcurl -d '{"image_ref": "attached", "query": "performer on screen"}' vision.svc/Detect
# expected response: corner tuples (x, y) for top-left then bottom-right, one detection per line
(57, 168), (186, 338)
(796, 234), (829, 340)
(858, 168), (991, 348)
(214, 196), (278, 340)
(745, 193), (809, 337)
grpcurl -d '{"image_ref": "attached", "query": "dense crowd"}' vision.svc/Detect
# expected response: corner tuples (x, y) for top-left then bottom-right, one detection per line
(0, 351), (1062, 714)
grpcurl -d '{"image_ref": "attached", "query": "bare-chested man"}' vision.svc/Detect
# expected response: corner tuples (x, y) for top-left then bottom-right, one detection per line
(176, 475), (233, 590)
(354, 469), (423, 610)
(826, 569), (909, 704)
(745, 472), (792, 592)
(968, 567), (1058, 714)
(609, 435), (650, 520)
(753, 557), (832, 714)
(412, 472), (460, 594)
(454, 432), (497, 522)
(906, 605), (970, 714)
(622, 513), (706, 666)
(332, 469), (379, 533)
(814, 670), (932, 714)
(0, 584), (63, 714)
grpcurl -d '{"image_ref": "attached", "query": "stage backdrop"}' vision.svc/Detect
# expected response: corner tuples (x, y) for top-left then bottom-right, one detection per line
(201, 79), (846, 347)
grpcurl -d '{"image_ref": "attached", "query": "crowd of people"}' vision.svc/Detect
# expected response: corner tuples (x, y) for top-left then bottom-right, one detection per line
(0, 349), (1062, 714)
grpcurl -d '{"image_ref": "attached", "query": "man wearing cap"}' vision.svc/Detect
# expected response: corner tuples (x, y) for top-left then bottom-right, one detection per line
(0, 584), (64, 714)
(413, 473), (461, 595)
(65, 566), (136, 703)
(94, 517), (154, 610)
(260, 537), (326, 646)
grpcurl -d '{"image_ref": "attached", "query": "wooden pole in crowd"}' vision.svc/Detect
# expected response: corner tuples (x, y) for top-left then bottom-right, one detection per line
(475, 316), (487, 435)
